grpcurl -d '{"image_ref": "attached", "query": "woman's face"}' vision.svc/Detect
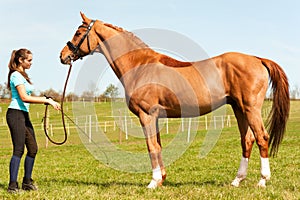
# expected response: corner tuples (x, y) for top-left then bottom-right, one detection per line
(19, 54), (32, 70)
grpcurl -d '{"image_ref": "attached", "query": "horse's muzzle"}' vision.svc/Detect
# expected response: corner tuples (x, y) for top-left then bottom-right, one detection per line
(60, 54), (71, 65)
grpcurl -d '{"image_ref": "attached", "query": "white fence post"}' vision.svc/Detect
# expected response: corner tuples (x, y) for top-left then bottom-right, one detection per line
(89, 115), (92, 143)
(124, 114), (128, 140)
(166, 118), (169, 134)
(104, 121), (107, 133)
(205, 116), (208, 130)
(187, 118), (192, 143)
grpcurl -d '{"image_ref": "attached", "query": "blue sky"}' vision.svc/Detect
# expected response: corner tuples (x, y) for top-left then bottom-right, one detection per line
(0, 0), (299, 94)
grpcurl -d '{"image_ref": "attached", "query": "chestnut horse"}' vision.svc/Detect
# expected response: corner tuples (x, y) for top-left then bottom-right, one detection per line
(60, 13), (289, 188)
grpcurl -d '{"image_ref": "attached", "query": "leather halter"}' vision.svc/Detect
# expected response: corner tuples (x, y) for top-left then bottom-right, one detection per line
(67, 20), (95, 59)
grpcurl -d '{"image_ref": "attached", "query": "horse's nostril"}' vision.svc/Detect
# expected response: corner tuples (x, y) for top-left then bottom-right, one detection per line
(60, 55), (67, 64)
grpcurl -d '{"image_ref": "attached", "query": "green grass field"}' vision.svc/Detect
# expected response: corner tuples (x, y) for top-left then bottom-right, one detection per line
(0, 101), (299, 199)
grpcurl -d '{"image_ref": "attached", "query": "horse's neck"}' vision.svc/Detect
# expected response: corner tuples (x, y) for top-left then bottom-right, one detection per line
(95, 24), (158, 79)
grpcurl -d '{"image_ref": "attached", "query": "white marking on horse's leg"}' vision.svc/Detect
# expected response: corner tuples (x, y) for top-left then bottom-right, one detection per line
(231, 157), (249, 187)
(147, 179), (160, 189)
(260, 157), (271, 180)
(147, 166), (162, 189)
(258, 157), (271, 187)
(152, 165), (162, 180)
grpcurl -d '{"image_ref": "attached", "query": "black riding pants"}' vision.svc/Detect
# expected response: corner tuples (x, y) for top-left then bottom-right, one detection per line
(6, 108), (38, 158)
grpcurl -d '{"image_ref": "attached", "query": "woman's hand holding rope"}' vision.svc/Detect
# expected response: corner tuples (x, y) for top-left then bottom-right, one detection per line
(46, 98), (61, 111)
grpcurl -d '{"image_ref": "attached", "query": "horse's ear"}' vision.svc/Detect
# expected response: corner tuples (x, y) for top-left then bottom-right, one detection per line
(80, 12), (91, 24)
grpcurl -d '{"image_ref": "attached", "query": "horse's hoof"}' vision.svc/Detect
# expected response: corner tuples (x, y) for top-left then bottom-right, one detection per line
(257, 179), (266, 188)
(231, 176), (246, 187)
(231, 179), (240, 187)
(147, 179), (162, 189)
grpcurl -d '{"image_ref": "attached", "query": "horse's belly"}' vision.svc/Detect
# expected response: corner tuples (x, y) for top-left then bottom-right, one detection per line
(160, 97), (225, 118)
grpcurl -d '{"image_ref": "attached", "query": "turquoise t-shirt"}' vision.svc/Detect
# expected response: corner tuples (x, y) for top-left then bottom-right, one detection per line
(8, 71), (34, 112)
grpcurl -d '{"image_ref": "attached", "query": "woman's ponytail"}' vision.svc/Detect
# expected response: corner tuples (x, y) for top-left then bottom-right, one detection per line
(7, 49), (32, 90)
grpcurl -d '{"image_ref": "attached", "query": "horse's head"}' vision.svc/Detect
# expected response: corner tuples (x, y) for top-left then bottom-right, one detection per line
(60, 12), (100, 64)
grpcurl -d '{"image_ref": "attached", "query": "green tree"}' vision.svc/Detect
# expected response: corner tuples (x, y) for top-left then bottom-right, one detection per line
(42, 88), (61, 100)
(103, 84), (119, 99)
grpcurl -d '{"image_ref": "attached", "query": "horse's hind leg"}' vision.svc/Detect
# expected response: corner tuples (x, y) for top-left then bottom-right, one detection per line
(231, 104), (256, 187)
(244, 107), (271, 187)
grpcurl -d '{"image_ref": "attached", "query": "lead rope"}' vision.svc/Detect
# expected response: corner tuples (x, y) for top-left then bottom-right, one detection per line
(43, 61), (110, 164)
(43, 63), (73, 145)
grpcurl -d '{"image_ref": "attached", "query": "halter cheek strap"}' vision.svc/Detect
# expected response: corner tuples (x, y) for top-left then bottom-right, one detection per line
(67, 20), (95, 59)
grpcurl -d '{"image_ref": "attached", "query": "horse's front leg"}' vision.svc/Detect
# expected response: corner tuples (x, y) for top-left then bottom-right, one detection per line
(139, 112), (165, 189)
(156, 120), (167, 183)
(156, 131), (167, 182)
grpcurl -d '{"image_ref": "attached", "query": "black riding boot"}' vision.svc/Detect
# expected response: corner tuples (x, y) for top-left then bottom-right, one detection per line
(22, 178), (38, 191)
(7, 181), (19, 193)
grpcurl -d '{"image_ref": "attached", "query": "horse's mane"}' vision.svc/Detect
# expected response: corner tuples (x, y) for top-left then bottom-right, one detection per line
(103, 23), (191, 68)
(159, 55), (192, 67)
(104, 23), (149, 49)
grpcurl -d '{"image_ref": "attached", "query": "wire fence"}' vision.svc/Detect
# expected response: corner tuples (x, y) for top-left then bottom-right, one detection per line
(2, 104), (300, 148)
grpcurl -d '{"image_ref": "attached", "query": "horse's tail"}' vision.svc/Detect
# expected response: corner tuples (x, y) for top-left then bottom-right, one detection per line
(259, 57), (290, 157)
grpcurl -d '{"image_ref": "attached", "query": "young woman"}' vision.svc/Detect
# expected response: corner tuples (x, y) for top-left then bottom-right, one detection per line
(6, 48), (61, 193)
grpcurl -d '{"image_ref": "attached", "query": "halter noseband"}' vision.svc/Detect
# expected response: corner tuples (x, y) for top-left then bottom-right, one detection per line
(67, 20), (95, 59)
